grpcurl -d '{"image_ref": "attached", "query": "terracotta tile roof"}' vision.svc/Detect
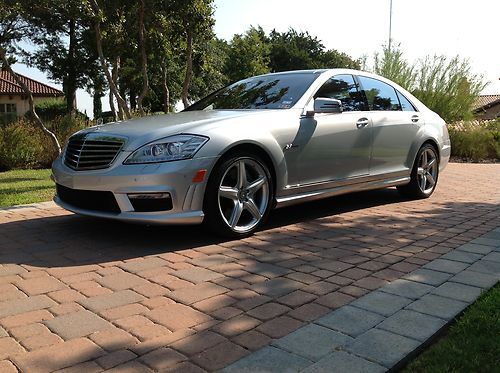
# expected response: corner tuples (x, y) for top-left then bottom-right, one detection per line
(474, 94), (500, 111)
(0, 70), (64, 97)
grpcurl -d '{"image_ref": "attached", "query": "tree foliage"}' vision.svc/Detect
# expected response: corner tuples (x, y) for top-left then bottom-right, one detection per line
(373, 44), (486, 122)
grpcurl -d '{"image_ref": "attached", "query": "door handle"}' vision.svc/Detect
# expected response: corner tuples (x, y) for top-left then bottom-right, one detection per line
(356, 118), (369, 129)
(411, 115), (420, 123)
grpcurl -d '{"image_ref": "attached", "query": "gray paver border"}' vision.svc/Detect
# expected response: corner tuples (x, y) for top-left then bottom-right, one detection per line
(223, 227), (500, 372)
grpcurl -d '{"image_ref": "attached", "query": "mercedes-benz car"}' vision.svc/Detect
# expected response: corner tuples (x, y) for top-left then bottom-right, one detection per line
(52, 69), (451, 237)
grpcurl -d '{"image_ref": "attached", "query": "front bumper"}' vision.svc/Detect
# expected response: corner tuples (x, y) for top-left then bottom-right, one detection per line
(52, 154), (218, 225)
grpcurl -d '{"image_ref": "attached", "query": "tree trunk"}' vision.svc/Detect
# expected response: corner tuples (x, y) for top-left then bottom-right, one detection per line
(111, 57), (123, 121)
(89, 0), (131, 120)
(65, 17), (77, 113)
(181, 28), (193, 109)
(0, 48), (61, 155)
(136, 0), (149, 116)
(161, 62), (170, 113)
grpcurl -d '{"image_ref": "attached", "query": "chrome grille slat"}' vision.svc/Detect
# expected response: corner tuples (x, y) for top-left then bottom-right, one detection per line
(64, 134), (125, 171)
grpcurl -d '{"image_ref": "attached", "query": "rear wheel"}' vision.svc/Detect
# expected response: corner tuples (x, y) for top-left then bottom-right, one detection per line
(397, 144), (439, 199)
(204, 153), (274, 238)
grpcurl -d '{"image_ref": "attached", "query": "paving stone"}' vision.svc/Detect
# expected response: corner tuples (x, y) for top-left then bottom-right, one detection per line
(468, 259), (500, 275)
(483, 252), (500, 263)
(0, 360), (18, 373)
(316, 291), (355, 309)
(189, 255), (234, 267)
(146, 303), (212, 331)
(456, 243), (493, 255)
(213, 315), (261, 337)
(423, 259), (469, 274)
(12, 337), (105, 373)
(96, 349), (137, 369)
(273, 324), (353, 361)
(247, 302), (290, 320)
(173, 267), (224, 284)
(97, 272), (150, 291)
(249, 277), (303, 297)
(350, 291), (412, 317)
(0, 337), (24, 359)
(287, 302), (330, 322)
(406, 294), (468, 320)
(316, 261), (353, 273)
(256, 316), (303, 339)
(432, 282), (483, 303)
(302, 351), (386, 373)
(89, 328), (138, 351)
(172, 330), (227, 356)
(471, 237), (500, 247)
(345, 328), (420, 368)
(232, 330), (272, 351)
(221, 346), (311, 373)
(316, 305), (384, 337)
(15, 276), (66, 295)
(403, 268), (453, 286)
(379, 279), (434, 299)
(169, 283), (227, 305)
(449, 270), (498, 289)
(45, 310), (113, 339)
(245, 263), (290, 278)
(481, 230), (500, 240)
(0, 309), (53, 329)
(139, 347), (187, 370)
(441, 250), (483, 264)
(105, 360), (153, 373)
(78, 290), (145, 312)
(119, 257), (169, 273)
(192, 340), (249, 371)
(0, 295), (56, 318)
(377, 309), (446, 341)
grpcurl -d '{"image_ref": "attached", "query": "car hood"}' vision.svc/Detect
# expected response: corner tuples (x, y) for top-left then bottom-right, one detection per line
(77, 110), (272, 151)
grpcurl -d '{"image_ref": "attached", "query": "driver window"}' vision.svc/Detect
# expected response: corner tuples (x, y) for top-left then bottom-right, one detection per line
(314, 74), (365, 111)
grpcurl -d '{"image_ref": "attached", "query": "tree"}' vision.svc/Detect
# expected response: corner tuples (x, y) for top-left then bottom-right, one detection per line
(224, 26), (270, 83)
(0, 0), (61, 154)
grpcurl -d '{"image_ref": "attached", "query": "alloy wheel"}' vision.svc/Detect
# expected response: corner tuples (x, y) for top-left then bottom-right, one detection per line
(417, 148), (438, 194)
(217, 158), (270, 233)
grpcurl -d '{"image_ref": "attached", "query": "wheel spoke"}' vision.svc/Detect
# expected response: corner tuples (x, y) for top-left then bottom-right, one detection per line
(247, 176), (266, 195)
(236, 161), (247, 189)
(420, 174), (427, 191)
(244, 198), (262, 220)
(427, 158), (436, 169)
(417, 167), (425, 176)
(426, 173), (436, 187)
(421, 151), (428, 168)
(219, 186), (239, 201)
(228, 201), (243, 227)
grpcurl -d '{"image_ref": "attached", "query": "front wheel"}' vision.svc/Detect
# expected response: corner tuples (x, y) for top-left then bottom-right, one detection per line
(204, 153), (274, 238)
(397, 144), (439, 199)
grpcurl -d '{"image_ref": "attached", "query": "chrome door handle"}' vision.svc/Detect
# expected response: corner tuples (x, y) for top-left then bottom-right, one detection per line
(356, 118), (369, 128)
(411, 115), (420, 123)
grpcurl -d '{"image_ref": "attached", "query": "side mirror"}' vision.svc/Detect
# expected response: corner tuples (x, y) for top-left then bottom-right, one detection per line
(314, 97), (343, 114)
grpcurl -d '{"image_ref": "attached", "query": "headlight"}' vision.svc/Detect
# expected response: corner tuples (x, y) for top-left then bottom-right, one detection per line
(124, 134), (209, 164)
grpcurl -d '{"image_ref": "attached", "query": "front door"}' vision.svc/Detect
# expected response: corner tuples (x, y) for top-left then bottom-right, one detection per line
(297, 74), (372, 186)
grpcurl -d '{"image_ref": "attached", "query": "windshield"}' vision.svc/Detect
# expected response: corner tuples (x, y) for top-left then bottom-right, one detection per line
(184, 72), (321, 111)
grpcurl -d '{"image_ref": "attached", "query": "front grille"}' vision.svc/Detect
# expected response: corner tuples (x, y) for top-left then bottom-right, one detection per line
(64, 134), (125, 170)
(56, 184), (120, 213)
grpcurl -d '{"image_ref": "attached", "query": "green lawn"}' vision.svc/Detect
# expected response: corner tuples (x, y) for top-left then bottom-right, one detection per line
(404, 283), (500, 372)
(0, 169), (55, 208)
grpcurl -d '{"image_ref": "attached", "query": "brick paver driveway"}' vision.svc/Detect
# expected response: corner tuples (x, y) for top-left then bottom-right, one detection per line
(0, 163), (499, 372)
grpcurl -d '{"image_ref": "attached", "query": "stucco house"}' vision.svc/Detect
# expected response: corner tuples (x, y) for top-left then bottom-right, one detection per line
(473, 94), (500, 120)
(0, 70), (64, 125)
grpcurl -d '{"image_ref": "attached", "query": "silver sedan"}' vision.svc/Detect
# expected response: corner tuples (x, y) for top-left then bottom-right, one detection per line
(52, 69), (451, 237)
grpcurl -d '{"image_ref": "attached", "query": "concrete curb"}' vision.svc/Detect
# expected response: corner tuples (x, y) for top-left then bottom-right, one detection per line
(222, 227), (500, 373)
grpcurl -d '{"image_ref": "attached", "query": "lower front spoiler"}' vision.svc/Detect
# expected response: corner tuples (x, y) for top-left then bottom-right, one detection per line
(54, 196), (204, 225)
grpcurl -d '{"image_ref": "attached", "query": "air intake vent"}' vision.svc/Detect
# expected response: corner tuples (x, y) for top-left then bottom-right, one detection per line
(64, 134), (125, 171)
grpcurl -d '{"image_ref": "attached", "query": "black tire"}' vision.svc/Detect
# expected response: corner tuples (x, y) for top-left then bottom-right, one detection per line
(397, 143), (439, 199)
(203, 152), (274, 238)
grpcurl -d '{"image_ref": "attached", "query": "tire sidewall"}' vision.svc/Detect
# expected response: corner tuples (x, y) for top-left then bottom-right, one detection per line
(411, 144), (439, 198)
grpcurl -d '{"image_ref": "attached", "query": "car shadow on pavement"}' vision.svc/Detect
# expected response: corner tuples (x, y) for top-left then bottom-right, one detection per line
(1, 188), (408, 267)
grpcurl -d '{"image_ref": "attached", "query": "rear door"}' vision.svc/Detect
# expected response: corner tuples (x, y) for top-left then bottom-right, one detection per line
(357, 75), (422, 176)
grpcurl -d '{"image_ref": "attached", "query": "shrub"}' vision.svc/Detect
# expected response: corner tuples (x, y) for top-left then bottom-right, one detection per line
(0, 115), (90, 171)
(29, 99), (68, 121)
(448, 120), (500, 162)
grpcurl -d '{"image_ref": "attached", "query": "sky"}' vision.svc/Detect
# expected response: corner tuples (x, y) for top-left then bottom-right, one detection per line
(13, 0), (500, 117)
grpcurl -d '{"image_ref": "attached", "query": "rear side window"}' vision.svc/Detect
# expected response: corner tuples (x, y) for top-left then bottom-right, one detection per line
(314, 74), (366, 111)
(358, 76), (401, 111)
(396, 90), (417, 111)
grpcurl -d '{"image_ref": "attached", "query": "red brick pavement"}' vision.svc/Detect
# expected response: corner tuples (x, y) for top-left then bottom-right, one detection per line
(0, 163), (499, 372)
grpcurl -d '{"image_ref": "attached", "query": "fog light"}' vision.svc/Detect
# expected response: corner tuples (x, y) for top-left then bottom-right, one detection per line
(128, 193), (173, 212)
